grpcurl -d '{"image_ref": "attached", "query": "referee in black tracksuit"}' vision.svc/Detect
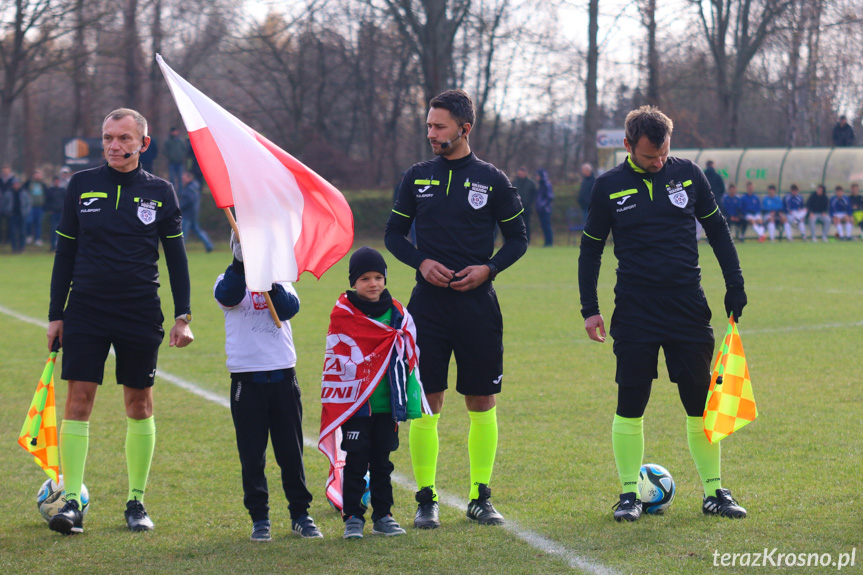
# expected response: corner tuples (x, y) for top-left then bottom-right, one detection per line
(578, 106), (749, 522)
(46, 108), (193, 535)
(385, 89), (526, 529)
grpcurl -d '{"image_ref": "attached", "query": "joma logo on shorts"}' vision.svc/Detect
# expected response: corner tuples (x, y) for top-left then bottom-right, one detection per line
(346, 431), (360, 440)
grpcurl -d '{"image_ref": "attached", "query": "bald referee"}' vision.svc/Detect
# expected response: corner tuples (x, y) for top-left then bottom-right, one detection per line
(46, 108), (193, 535)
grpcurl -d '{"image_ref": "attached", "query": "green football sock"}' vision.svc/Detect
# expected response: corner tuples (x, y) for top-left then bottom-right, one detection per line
(409, 413), (440, 500)
(468, 407), (498, 500)
(59, 420), (89, 505)
(126, 416), (156, 503)
(612, 415), (643, 494)
(687, 416), (722, 496)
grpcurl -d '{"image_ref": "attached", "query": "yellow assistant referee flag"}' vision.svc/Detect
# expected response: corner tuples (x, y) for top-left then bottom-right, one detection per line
(703, 315), (758, 444)
(18, 347), (60, 482)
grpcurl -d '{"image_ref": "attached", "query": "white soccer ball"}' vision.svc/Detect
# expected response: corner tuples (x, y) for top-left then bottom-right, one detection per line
(638, 463), (675, 514)
(36, 475), (90, 521)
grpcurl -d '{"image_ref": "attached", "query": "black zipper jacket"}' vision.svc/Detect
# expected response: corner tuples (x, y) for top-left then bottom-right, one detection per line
(578, 156), (743, 318)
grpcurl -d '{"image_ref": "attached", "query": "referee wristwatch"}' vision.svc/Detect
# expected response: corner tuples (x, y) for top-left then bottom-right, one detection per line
(485, 262), (499, 281)
(175, 313), (192, 324)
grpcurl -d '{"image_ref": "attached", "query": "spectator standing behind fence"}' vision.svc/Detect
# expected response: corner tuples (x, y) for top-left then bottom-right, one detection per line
(578, 164), (596, 222)
(3, 177), (30, 253)
(164, 127), (186, 192)
(140, 135), (158, 173)
(179, 172), (213, 253)
(704, 160), (726, 207)
(186, 138), (204, 185)
(59, 166), (72, 188)
(721, 184), (745, 241)
(0, 165), (15, 244)
(832, 116), (855, 147)
(807, 185), (830, 242)
(45, 176), (66, 251)
(848, 183), (863, 239)
(783, 184), (808, 240)
(829, 186), (853, 241)
(762, 185), (789, 242)
(25, 169), (47, 246)
(741, 182), (766, 242)
(513, 167), (537, 244)
(536, 168), (554, 247)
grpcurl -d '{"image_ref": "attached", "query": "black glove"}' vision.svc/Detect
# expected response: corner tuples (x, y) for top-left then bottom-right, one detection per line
(724, 285), (747, 321)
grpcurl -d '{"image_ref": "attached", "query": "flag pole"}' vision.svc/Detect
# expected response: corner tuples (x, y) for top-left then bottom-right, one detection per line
(223, 208), (283, 328)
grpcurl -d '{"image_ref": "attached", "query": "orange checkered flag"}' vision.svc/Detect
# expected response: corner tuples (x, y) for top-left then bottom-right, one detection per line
(703, 315), (758, 444)
(18, 343), (60, 482)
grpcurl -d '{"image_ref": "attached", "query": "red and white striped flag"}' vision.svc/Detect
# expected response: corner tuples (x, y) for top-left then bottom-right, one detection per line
(157, 55), (353, 290)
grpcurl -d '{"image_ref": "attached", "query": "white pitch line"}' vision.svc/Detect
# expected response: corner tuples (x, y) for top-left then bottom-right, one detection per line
(1, 304), (614, 574)
(739, 319), (863, 334)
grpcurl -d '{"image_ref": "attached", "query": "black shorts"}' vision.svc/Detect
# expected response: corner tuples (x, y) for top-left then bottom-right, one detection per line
(610, 288), (714, 387)
(407, 282), (504, 396)
(61, 292), (164, 388)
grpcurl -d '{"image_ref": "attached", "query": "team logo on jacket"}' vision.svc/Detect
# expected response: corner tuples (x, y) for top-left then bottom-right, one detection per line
(136, 198), (158, 224)
(465, 178), (490, 209)
(666, 180), (688, 208)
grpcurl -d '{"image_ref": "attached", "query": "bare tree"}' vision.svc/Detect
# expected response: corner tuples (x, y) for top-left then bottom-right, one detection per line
(783, 0), (806, 146)
(0, 0), (76, 162)
(147, 0), (163, 138)
(640, 0), (659, 106)
(692, 0), (793, 146)
(583, 0), (599, 166)
(373, 0), (471, 104)
(122, 0), (142, 108)
(465, 0), (508, 149)
(69, 0), (89, 137)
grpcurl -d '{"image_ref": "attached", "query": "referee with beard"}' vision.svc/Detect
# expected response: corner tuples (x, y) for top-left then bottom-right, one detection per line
(385, 89), (527, 528)
(579, 106), (749, 522)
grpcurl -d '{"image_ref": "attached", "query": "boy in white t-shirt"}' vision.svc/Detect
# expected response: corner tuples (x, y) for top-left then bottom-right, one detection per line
(214, 231), (322, 542)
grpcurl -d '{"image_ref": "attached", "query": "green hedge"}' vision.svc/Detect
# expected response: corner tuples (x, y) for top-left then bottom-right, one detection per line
(198, 183), (583, 245)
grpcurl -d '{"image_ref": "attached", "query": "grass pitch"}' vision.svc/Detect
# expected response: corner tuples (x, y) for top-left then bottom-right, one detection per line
(0, 239), (860, 574)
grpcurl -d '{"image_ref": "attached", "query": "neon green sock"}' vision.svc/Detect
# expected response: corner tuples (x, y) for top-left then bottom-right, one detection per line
(468, 407), (498, 500)
(687, 416), (722, 496)
(612, 415), (643, 494)
(126, 416), (156, 503)
(59, 420), (89, 505)
(409, 413), (440, 500)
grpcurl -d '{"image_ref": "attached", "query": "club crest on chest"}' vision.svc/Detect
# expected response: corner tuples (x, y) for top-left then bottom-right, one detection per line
(465, 178), (490, 209)
(136, 198), (158, 224)
(666, 180), (688, 209)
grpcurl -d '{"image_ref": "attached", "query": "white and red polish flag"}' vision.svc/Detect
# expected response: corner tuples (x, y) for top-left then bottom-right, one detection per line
(157, 55), (353, 290)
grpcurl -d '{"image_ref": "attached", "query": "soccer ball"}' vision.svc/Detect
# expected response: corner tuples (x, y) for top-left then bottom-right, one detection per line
(36, 475), (90, 522)
(638, 463), (675, 514)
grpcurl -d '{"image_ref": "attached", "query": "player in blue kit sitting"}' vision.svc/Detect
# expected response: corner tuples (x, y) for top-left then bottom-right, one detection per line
(829, 186), (853, 241)
(741, 182), (765, 242)
(762, 185), (789, 242)
(783, 184), (808, 240)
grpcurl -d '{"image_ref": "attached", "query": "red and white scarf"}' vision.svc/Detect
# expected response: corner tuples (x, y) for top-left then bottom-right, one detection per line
(318, 293), (430, 510)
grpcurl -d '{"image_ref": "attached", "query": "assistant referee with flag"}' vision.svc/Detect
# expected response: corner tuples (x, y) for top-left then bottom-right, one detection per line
(578, 106), (748, 522)
(46, 108), (193, 535)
